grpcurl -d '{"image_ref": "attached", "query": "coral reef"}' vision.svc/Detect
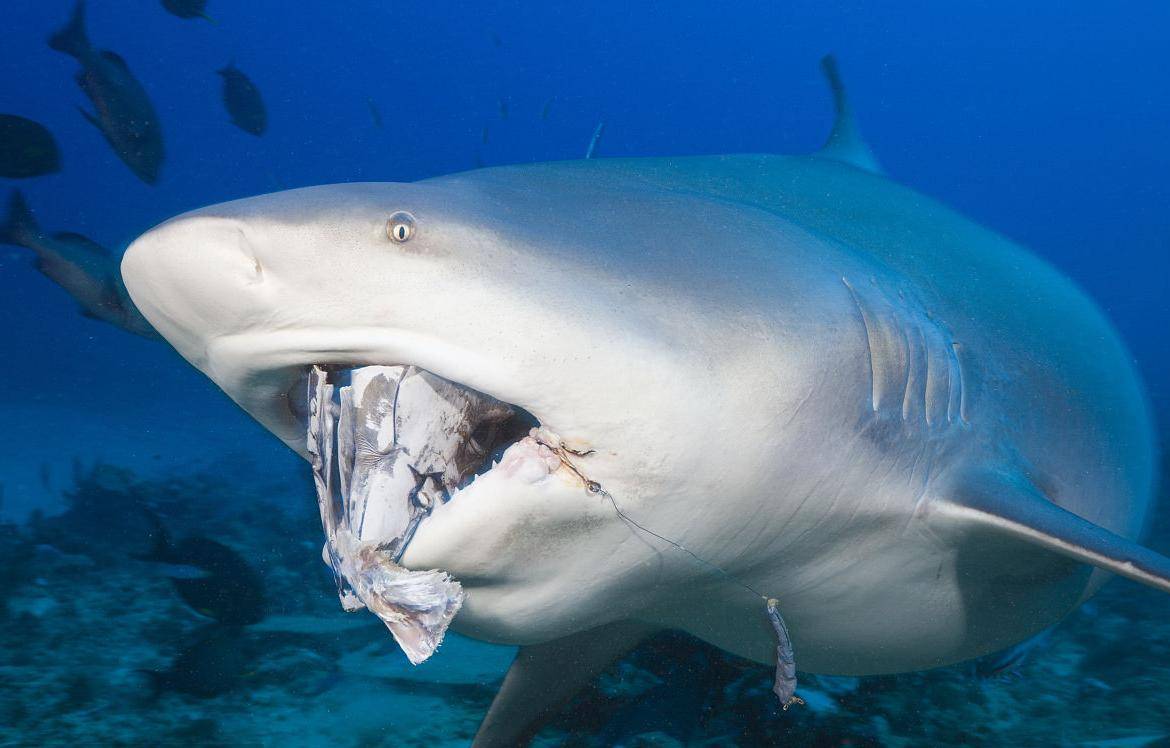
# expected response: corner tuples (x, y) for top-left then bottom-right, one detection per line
(0, 460), (1166, 746)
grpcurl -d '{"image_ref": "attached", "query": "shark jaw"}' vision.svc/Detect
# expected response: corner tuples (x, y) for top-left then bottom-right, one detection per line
(304, 362), (573, 664)
(299, 362), (567, 534)
(125, 273), (646, 645)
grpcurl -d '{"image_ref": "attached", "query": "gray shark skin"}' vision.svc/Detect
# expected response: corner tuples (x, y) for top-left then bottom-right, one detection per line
(120, 57), (1168, 746)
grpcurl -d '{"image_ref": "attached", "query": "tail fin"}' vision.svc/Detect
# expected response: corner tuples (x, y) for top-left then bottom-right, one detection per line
(1, 190), (39, 248)
(48, 1), (89, 59)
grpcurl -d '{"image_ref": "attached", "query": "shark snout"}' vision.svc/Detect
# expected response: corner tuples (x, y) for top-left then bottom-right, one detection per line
(121, 214), (268, 360)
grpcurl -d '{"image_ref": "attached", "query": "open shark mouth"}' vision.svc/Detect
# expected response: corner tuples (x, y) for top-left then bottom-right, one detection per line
(304, 364), (540, 664)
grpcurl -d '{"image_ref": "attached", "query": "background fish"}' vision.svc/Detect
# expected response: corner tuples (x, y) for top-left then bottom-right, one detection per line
(217, 62), (267, 136)
(141, 625), (260, 699)
(367, 98), (383, 129)
(161, 0), (213, 22)
(0, 190), (158, 339)
(0, 115), (61, 179)
(138, 509), (267, 626)
(48, 1), (164, 185)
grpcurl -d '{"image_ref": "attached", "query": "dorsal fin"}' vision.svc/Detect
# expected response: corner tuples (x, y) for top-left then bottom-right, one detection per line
(817, 54), (883, 175)
(935, 467), (1170, 594)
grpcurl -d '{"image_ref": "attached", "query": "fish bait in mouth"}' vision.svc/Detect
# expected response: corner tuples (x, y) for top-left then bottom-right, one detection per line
(306, 364), (513, 664)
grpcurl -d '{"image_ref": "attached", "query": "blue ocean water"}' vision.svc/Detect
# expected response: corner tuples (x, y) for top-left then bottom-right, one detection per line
(1, 1), (1168, 745)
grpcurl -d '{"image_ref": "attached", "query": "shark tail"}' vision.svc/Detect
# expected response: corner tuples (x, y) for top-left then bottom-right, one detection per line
(1, 190), (40, 249)
(48, 1), (90, 59)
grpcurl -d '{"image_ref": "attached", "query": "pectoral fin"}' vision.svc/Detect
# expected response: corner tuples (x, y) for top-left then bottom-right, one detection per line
(472, 620), (659, 748)
(935, 467), (1170, 594)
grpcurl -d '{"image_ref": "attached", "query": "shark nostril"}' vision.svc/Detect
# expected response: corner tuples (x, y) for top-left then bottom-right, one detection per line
(229, 225), (264, 282)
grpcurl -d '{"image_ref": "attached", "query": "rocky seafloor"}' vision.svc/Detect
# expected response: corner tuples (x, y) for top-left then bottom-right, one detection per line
(0, 458), (1167, 747)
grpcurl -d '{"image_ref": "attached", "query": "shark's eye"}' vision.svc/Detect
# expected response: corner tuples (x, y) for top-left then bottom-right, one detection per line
(387, 212), (416, 243)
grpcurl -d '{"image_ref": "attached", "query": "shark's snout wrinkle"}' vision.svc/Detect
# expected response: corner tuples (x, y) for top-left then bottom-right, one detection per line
(122, 215), (267, 361)
(125, 215), (257, 289)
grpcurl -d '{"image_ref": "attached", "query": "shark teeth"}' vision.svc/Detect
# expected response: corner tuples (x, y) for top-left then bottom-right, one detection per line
(306, 364), (513, 664)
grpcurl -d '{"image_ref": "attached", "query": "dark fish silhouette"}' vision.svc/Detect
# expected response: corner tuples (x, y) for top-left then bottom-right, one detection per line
(161, 0), (212, 22)
(217, 63), (267, 136)
(48, 1), (164, 184)
(367, 98), (383, 129)
(973, 628), (1052, 680)
(1, 190), (159, 339)
(143, 625), (259, 698)
(138, 511), (266, 625)
(0, 115), (61, 179)
(498, 98), (509, 120)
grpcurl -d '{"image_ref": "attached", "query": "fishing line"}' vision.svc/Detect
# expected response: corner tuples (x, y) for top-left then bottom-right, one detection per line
(546, 435), (804, 707)
(582, 475), (804, 709)
(545, 440), (768, 601)
(584, 479), (769, 602)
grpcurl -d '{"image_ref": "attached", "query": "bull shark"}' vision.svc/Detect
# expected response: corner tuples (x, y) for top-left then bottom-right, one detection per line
(120, 57), (1170, 745)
